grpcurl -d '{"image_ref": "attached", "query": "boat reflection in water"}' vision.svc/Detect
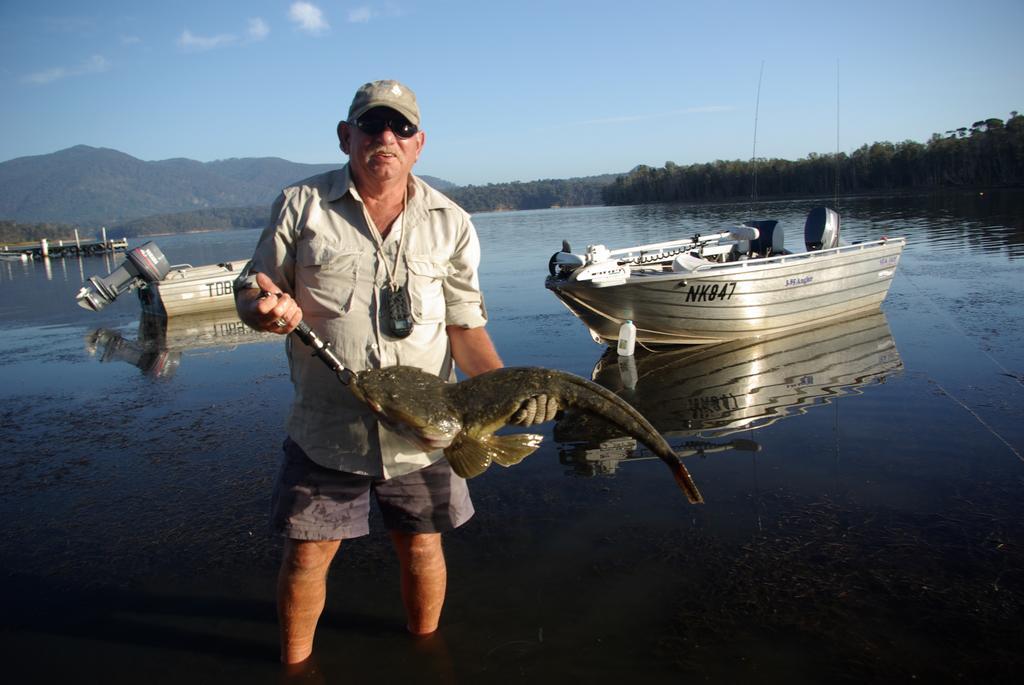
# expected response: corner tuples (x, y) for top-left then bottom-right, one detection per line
(554, 311), (902, 476)
(85, 311), (275, 379)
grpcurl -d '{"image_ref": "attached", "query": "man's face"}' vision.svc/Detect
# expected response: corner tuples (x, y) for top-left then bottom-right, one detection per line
(339, 107), (425, 186)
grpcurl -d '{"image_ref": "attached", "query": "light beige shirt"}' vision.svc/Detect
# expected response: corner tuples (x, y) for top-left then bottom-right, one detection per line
(241, 165), (488, 478)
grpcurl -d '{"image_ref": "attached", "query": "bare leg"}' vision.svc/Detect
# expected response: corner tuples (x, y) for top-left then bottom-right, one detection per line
(389, 531), (447, 635)
(277, 538), (341, 664)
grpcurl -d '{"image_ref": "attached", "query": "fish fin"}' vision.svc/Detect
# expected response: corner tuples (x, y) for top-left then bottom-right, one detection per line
(487, 433), (544, 467)
(443, 433), (543, 476)
(443, 434), (493, 479)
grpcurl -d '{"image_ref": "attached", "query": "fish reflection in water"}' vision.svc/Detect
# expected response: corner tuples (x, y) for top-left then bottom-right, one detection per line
(349, 364), (705, 503)
(85, 311), (275, 379)
(555, 311), (902, 476)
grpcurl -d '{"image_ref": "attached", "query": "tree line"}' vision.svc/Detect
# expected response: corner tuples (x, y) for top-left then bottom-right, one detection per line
(442, 174), (618, 213)
(0, 220), (86, 245)
(110, 206), (270, 237)
(602, 113), (1024, 205)
(0, 178), (616, 244)
(0, 207), (269, 246)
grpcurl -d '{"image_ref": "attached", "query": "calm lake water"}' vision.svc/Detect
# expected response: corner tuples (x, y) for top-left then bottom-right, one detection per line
(2, 191), (1023, 683)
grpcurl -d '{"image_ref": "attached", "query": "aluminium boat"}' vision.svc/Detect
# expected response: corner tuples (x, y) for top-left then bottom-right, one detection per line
(135, 259), (248, 316)
(75, 240), (247, 317)
(545, 206), (905, 346)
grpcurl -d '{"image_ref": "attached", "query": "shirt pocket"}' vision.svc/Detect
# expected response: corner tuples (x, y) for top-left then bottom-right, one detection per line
(296, 236), (362, 318)
(406, 255), (448, 324)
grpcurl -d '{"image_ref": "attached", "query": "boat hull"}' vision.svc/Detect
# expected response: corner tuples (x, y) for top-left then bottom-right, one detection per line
(546, 238), (905, 345)
(137, 260), (248, 317)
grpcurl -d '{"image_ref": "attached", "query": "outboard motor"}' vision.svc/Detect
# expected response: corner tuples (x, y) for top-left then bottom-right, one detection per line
(548, 239), (586, 277)
(804, 207), (840, 251)
(76, 241), (171, 311)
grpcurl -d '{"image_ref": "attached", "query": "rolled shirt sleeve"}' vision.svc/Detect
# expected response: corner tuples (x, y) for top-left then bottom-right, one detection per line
(442, 211), (488, 329)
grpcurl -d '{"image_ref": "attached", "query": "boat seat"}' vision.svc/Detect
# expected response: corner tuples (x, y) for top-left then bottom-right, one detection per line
(728, 225), (759, 258)
(744, 220), (784, 257)
(672, 252), (707, 273)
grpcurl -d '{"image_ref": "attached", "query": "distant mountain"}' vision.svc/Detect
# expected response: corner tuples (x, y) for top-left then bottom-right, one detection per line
(0, 145), (455, 225)
(205, 156), (455, 192)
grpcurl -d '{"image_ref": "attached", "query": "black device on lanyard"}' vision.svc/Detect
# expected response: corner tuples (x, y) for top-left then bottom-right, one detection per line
(382, 282), (413, 338)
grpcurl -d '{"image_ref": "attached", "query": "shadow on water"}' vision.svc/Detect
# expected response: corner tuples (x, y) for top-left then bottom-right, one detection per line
(4, 573), (276, 662)
(3, 570), (456, 684)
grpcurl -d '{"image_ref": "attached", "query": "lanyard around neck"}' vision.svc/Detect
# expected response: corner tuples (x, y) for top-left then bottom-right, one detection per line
(361, 186), (409, 289)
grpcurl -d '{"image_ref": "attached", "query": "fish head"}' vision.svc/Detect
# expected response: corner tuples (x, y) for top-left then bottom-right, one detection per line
(350, 366), (463, 450)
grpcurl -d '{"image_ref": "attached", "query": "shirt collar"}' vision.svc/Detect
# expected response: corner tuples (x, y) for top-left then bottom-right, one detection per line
(326, 163), (420, 202)
(325, 164), (356, 203)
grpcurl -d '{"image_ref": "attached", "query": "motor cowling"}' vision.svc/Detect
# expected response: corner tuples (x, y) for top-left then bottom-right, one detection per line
(548, 240), (586, 277)
(76, 242), (171, 311)
(804, 207), (840, 251)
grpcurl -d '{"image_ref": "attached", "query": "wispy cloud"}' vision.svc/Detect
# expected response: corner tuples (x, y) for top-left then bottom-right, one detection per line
(248, 17), (270, 41)
(120, 34), (142, 45)
(348, 6), (373, 23)
(23, 54), (110, 85)
(347, 4), (405, 23)
(178, 17), (270, 52)
(289, 2), (329, 34)
(179, 29), (237, 51)
(579, 106), (735, 126)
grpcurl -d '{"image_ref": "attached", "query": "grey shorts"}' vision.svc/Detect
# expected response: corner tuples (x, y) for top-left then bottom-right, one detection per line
(270, 437), (474, 540)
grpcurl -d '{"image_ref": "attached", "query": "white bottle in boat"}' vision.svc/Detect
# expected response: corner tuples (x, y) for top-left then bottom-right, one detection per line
(617, 320), (636, 357)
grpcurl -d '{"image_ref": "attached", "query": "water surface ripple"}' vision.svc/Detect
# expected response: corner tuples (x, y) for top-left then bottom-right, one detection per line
(2, 190), (1022, 683)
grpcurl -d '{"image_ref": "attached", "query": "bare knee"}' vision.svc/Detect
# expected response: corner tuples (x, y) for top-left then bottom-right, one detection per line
(391, 532), (444, 573)
(281, 539), (340, 579)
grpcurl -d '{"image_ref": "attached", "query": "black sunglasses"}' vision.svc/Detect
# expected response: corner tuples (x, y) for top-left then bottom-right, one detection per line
(353, 115), (418, 139)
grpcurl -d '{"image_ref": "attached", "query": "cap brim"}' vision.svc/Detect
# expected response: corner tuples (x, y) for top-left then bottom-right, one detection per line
(349, 102), (420, 126)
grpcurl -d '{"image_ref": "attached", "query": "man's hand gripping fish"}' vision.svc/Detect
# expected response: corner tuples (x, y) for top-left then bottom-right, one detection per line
(349, 365), (704, 504)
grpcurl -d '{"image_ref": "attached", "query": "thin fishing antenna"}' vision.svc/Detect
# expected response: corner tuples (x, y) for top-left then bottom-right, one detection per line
(751, 61), (764, 202)
(835, 59), (840, 210)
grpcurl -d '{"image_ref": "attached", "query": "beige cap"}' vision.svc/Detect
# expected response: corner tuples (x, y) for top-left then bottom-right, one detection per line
(347, 80), (420, 126)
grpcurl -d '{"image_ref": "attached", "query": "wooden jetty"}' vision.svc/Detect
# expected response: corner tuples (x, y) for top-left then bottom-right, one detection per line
(1, 228), (128, 259)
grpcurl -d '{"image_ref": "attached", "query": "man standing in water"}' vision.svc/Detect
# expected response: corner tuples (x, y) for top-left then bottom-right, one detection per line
(236, 80), (556, 665)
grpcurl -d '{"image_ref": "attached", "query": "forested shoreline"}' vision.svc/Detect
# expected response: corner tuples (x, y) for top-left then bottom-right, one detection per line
(2, 113), (1019, 245)
(0, 206), (270, 245)
(442, 174), (619, 213)
(604, 113), (1023, 205)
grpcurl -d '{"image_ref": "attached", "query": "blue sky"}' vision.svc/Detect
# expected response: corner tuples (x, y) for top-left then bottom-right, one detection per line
(1, 1), (1021, 185)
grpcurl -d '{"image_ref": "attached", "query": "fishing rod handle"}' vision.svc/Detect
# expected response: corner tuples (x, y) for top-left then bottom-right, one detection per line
(293, 321), (348, 378)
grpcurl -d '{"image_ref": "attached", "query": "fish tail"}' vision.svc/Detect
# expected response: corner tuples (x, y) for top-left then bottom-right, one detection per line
(671, 462), (704, 504)
(555, 371), (706, 503)
(489, 433), (544, 467)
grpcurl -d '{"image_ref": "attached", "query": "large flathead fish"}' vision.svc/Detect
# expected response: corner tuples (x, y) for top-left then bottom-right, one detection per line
(349, 366), (704, 504)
